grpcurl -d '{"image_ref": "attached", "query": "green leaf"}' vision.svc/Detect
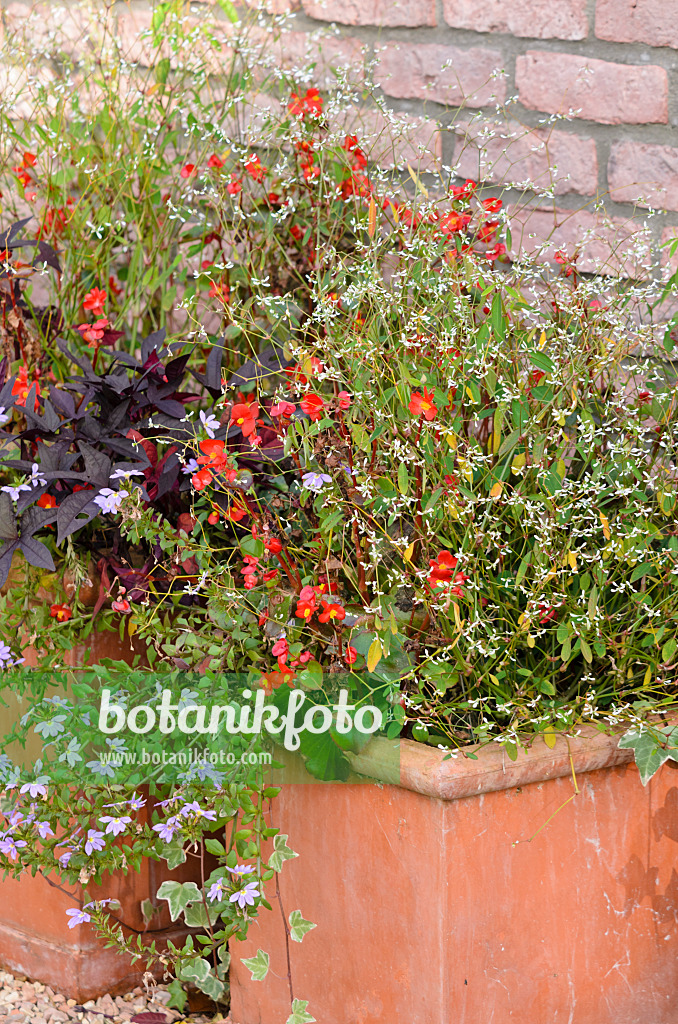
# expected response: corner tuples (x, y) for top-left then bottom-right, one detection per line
(156, 880), (202, 921)
(397, 462), (409, 494)
(177, 956), (211, 984)
(286, 999), (316, 1024)
(184, 901), (212, 929)
(618, 728), (676, 785)
(215, 0), (239, 19)
(587, 586), (598, 623)
(529, 351), (555, 374)
(196, 970), (226, 1001)
(289, 909), (317, 943)
(155, 57), (171, 85)
(205, 837), (225, 856)
(630, 562), (654, 582)
(662, 638), (677, 663)
(580, 638), (592, 664)
(241, 948), (270, 982)
(166, 979), (187, 1012)
(268, 833), (298, 872)
(161, 839), (187, 869)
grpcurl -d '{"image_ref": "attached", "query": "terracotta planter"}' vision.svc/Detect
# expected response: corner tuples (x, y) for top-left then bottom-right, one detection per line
(0, 628), (202, 1002)
(230, 729), (678, 1024)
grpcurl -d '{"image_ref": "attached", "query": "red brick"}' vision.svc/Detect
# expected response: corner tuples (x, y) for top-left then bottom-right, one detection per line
(301, 0), (435, 27)
(454, 121), (597, 196)
(507, 205), (652, 278)
(595, 0), (678, 48)
(374, 43), (505, 108)
(608, 141), (678, 212)
(516, 51), (668, 125)
(442, 0), (587, 39)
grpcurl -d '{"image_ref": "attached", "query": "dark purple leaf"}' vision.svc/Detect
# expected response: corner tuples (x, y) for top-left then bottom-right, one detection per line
(19, 535), (54, 571)
(130, 1013), (168, 1024)
(56, 489), (99, 544)
(0, 540), (19, 589)
(0, 493), (17, 541)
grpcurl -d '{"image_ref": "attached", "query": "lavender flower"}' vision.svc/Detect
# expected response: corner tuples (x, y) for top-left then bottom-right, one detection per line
(152, 816), (180, 843)
(99, 815), (131, 837)
(0, 643), (16, 668)
(229, 882), (260, 909)
(0, 407), (10, 426)
(20, 779), (48, 799)
(84, 829), (105, 855)
(0, 837), (27, 861)
(93, 488), (128, 514)
(200, 411), (220, 438)
(226, 864), (255, 875)
(110, 468), (144, 481)
(1, 483), (31, 501)
(302, 471), (332, 493)
(36, 821), (54, 839)
(181, 458), (200, 476)
(29, 464), (46, 487)
(66, 908), (91, 929)
(207, 879), (226, 902)
(179, 801), (217, 822)
(59, 849), (73, 867)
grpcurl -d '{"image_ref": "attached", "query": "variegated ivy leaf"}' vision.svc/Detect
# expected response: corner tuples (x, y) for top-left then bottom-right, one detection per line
(286, 999), (316, 1024)
(619, 726), (678, 785)
(268, 833), (298, 872)
(177, 956), (211, 984)
(289, 910), (316, 943)
(156, 880), (201, 921)
(241, 948), (270, 982)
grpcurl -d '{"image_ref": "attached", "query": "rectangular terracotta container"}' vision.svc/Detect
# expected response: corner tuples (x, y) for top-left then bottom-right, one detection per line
(230, 729), (678, 1024)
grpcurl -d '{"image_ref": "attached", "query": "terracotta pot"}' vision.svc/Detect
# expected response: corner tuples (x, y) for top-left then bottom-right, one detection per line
(230, 729), (678, 1024)
(0, 628), (203, 1002)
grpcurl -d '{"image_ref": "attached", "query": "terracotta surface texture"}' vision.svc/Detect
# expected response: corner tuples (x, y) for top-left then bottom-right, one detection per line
(230, 732), (678, 1024)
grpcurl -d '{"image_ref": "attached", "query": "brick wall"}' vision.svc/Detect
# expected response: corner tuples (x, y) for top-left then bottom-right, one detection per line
(277, 0), (678, 275)
(3, 0), (678, 276)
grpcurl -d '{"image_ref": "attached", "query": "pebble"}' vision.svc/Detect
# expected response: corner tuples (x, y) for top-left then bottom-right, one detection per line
(0, 970), (230, 1024)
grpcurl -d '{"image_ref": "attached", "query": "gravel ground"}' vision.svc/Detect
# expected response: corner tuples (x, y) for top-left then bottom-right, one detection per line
(0, 971), (231, 1023)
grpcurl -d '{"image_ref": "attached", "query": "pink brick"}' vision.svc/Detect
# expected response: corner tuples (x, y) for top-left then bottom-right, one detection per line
(608, 141), (678, 212)
(241, 0), (300, 12)
(454, 121), (597, 196)
(443, 0), (587, 39)
(301, 0), (436, 27)
(596, 0), (678, 48)
(660, 228), (678, 274)
(374, 43), (505, 107)
(3, 1), (107, 56)
(507, 205), (652, 278)
(340, 107), (441, 173)
(516, 51), (668, 125)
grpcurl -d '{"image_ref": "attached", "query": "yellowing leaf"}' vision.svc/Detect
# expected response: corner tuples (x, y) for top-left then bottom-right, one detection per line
(406, 163), (429, 198)
(538, 331), (546, 349)
(489, 673), (499, 686)
(489, 482), (503, 498)
(556, 458), (567, 480)
(600, 512), (611, 540)
(527, 634), (536, 648)
(511, 452), (526, 473)
(543, 727), (557, 749)
(567, 551), (577, 571)
(453, 601), (462, 630)
(367, 636), (382, 673)
(403, 541), (415, 562)
(128, 617), (137, 636)
(643, 664), (652, 687)
(367, 198), (377, 238)
(446, 432), (457, 449)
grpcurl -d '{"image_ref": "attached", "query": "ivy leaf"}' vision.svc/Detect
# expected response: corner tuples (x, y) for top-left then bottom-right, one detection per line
(241, 948), (270, 982)
(165, 979), (187, 1012)
(286, 999), (316, 1024)
(268, 833), (298, 872)
(177, 956), (211, 984)
(161, 839), (186, 869)
(289, 910), (316, 943)
(619, 727), (678, 785)
(156, 880), (201, 921)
